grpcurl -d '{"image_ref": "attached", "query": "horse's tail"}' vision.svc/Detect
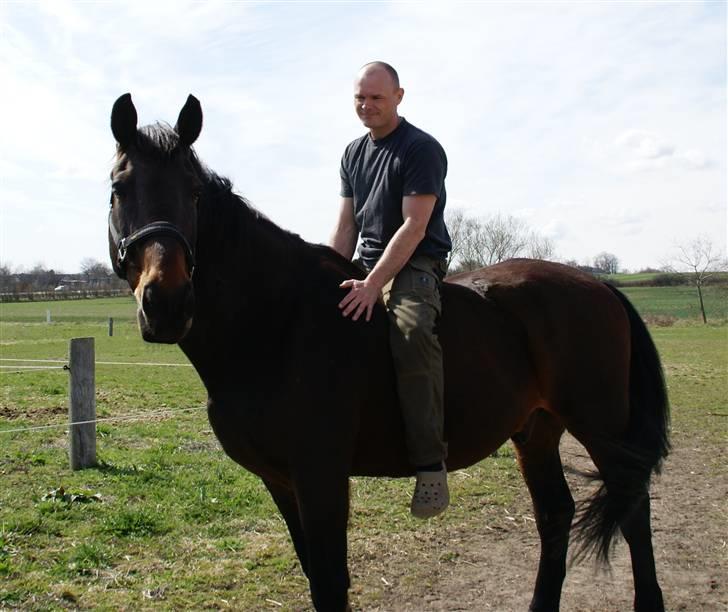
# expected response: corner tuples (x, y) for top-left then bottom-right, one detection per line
(608, 284), (671, 470)
(573, 284), (670, 563)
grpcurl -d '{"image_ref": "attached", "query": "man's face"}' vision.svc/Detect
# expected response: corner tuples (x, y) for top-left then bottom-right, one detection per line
(353, 68), (403, 133)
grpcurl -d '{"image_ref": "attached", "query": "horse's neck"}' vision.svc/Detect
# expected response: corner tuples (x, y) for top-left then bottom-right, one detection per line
(195, 191), (303, 323)
(181, 193), (305, 388)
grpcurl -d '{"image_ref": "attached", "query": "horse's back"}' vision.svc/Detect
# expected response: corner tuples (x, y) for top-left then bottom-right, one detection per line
(447, 259), (632, 432)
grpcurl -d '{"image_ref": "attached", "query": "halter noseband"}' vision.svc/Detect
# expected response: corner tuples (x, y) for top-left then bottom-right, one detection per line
(108, 210), (196, 277)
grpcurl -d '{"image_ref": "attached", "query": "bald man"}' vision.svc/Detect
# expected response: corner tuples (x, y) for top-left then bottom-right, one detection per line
(330, 61), (452, 519)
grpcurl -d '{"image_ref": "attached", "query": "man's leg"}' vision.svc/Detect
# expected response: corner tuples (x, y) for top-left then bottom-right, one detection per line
(383, 256), (448, 518)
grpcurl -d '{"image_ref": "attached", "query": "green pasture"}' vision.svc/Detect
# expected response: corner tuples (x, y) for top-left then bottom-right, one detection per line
(620, 284), (728, 321)
(0, 297), (140, 324)
(1, 292), (726, 609)
(604, 271), (728, 287)
(604, 271), (663, 284)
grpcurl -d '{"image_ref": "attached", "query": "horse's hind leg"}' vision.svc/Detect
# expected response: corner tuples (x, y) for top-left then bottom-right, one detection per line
(575, 440), (665, 612)
(621, 494), (664, 612)
(513, 410), (575, 612)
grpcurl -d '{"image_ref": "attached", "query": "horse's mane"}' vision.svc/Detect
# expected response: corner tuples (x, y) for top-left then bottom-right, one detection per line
(200, 176), (365, 282)
(186, 151), (364, 283)
(115, 121), (365, 284)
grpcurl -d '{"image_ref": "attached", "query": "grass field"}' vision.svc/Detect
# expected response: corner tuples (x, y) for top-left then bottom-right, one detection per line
(604, 271), (664, 284)
(620, 284), (728, 321)
(1, 291), (726, 609)
(604, 271), (728, 286)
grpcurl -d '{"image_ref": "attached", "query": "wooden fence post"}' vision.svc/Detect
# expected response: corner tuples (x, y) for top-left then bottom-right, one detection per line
(68, 337), (96, 470)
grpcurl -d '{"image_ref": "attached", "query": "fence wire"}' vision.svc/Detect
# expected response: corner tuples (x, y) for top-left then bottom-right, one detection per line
(0, 405), (206, 435)
(0, 358), (191, 368)
(0, 366), (66, 373)
(1, 356), (198, 433)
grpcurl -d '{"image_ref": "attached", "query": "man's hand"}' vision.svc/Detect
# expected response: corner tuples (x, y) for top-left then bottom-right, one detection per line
(336, 195), (437, 322)
(338, 278), (382, 322)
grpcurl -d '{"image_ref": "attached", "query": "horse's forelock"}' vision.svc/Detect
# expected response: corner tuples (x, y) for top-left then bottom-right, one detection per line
(112, 123), (209, 179)
(137, 123), (181, 159)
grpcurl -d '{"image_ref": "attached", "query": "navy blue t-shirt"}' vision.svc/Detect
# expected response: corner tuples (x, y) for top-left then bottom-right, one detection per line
(339, 118), (452, 269)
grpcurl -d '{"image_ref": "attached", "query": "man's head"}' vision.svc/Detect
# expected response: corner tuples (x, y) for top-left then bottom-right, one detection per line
(354, 61), (404, 139)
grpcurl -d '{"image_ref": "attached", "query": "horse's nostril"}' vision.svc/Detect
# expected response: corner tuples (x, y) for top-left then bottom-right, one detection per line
(142, 281), (193, 324)
(142, 283), (159, 319)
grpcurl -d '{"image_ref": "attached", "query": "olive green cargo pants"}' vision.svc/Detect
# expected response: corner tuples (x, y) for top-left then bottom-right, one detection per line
(382, 255), (448, 467)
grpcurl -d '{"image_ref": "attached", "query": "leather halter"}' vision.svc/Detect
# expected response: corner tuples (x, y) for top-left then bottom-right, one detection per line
(108, 209), (195, 277)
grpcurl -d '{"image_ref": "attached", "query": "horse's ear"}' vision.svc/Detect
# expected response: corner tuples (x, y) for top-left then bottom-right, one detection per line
(111, 93), (138, 149)
(175, 94), (203, 147)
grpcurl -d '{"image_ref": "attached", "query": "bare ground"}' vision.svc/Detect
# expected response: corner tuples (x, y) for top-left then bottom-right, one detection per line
(346, 433), (727, 612)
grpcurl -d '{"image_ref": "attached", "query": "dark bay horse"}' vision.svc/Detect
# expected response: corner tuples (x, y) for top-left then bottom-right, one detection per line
(107, 93), (669, 612)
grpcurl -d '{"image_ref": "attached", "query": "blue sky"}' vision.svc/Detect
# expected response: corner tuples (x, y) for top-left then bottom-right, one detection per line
(1, 1), (725, 273)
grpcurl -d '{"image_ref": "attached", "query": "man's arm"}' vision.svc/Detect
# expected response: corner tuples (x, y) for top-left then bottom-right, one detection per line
(338, 194), (437, 322)
(329, 197), (358, 260)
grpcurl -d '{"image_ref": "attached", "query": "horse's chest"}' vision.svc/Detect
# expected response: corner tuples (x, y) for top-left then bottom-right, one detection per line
(206, 395), (286, 481)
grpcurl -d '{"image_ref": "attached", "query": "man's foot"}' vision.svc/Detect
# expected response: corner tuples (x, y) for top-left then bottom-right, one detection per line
(410, 463), (449, 519)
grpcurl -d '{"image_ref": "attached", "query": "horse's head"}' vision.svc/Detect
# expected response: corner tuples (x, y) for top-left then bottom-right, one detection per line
(108, 93), (203, 344)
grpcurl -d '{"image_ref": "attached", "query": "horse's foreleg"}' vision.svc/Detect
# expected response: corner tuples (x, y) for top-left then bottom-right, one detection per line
(513, 410), (574, 612)
(263, 479), (309, 578)
(294, 473), (351, 612)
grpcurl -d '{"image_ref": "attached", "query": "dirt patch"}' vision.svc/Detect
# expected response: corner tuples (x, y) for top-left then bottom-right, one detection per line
(0, 402), (66, 421)
(347, 433), (727, 611)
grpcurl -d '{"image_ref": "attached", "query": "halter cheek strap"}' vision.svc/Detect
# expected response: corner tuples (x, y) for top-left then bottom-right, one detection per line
(108, 210), (196, 278)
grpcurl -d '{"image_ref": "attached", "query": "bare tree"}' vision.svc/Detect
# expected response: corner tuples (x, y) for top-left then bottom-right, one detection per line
(446, 210), (555, 273)
(525, 232), (556, 261)
(0, 263), (14, 292)
(79, 258), (114, 289)
(28, 263), (59, 290)
(673, 236), (728, 324)
(593, 252), (620, 274)
(444, 208), (470, 269)
(80, 258), (112, 277)
(480, 214), (530, 265)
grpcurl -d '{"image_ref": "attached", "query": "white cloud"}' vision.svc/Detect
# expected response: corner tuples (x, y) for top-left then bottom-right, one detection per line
(540, 220), (571, 242)
(676, 149), (711, 170)
(614, 129), (713, 174)
(616, 130), (675, 160)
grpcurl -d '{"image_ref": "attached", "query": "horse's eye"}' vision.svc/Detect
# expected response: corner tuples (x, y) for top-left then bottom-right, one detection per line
(111, 182), (126, 197)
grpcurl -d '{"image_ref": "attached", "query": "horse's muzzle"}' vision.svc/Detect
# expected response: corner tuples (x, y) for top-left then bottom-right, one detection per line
(138, 280), (195, 344)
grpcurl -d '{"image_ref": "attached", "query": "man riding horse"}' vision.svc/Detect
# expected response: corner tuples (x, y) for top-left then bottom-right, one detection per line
(330, 61), (451, 519)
